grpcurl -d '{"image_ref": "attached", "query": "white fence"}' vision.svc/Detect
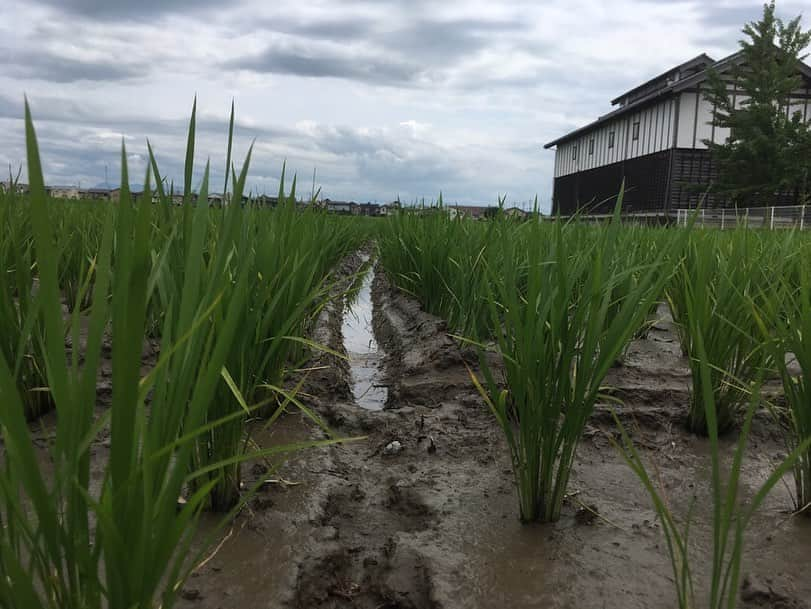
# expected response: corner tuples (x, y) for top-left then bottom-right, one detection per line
(673, 205), (811, 230)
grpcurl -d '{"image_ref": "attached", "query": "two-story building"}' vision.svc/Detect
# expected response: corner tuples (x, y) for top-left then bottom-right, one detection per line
(544, 52), (811, 215)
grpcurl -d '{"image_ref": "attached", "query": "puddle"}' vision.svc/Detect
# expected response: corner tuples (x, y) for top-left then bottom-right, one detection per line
(341, 257), (388, 410)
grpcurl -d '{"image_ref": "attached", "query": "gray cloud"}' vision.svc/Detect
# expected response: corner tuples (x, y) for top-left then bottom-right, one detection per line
(3, 0), (808, 211)
(232, 43), (425, 86)
(32, 0), (226, 19)
(262, 16), (379, 43)
(6, 49), (147, 83)
(382, 17), (528, 61)
(0, 92), (299, 145)
(230, 15), (530, 88)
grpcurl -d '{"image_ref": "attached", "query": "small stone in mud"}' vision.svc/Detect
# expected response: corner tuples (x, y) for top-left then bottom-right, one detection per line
(575, 504), (599, 525)
(741, 575), (797, 607)
(180, 588), (203, 601)
(252, 496), (275, 510)
(384, 440), (403, 455)
(383, 537), (397, 557)
(314, 526), (339, 542)
(250, 463), (269, 477)
(328, 580), (361, 600)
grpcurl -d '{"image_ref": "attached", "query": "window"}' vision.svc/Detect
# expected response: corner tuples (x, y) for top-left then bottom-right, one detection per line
(589, 139), (595, 155)
(572, 145), (577, 160)
(608, 131), (615, 149)
(632, 121), (640, 141)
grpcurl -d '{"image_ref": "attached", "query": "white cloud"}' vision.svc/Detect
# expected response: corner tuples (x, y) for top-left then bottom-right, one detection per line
(1, 0), (808, 210)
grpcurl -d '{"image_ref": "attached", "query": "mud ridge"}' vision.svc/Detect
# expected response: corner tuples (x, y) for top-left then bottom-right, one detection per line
(178, 255), (811, 609)
(289, 262), (508, 608)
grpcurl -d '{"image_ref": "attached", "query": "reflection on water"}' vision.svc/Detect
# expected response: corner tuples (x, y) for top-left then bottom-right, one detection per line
(341, 258), (388, 410)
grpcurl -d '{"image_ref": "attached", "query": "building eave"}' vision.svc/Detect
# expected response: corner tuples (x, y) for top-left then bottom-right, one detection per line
(543, 87), (674, 149)
(609, 53), (715, 106)
(544, 50), (811, 150)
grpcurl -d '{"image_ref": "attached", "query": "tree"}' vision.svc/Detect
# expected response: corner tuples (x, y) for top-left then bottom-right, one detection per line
(704, 2), (811, 206)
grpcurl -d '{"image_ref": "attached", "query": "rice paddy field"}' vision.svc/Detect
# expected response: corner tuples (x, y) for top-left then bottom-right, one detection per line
(3, 107), (811, 609)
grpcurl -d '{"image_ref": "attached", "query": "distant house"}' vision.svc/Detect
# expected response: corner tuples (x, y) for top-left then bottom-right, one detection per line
(503, 207), (528, 219)
(324, 199), (354, 214)
(109, 188), (139, 203)
(254, 194), (279, 207)
(544, 52), (811, 214)
(207, 193), (224, 206)
(356, 202), (383, 216)
(380, 201), (401, 216)
(50, 186), (80, 199)
(1, 181), (29, 195)
(448, 205), (488, 220)
(80, 188), (112, 201)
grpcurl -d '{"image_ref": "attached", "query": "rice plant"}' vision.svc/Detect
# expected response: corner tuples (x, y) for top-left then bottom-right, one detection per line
(0, 102), (353, 608)
(601, 226), (667, 362)
(144, 105), (365, 511)
(378, 195), (498, 339)
(754, 245), (811, 515)
(666, 231), (770, 435)
(0, 181), (51, 419)
(0, 104), (217, 608)
(471, 195), (688, 522)
(614, 335), (811, 609)
(53, 200), (106, 311)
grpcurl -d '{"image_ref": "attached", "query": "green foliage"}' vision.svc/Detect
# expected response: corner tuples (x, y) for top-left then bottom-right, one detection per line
(378, 200), (499, 340)
(146, 107), (367, 511)
(0, 102), (362, 607)
(666, 231), (772, 435)
(380, 193), (688, 522)
(614, 352), (811, 609)
(0, 186), (51, 419)
(471, 197), (686, 522)
(704, 1), (811, 205)
(754, 241), (811, 514)
(0, 103), (240, 609)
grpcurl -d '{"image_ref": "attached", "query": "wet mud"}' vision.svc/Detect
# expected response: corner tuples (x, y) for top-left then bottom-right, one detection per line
(35, 252), (811, 609)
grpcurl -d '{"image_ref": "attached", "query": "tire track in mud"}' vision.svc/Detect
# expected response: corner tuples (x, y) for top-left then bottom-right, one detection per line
(292, 257), (502, 609)
(173, 249), (811, 609)
(292, 258), (811, 609)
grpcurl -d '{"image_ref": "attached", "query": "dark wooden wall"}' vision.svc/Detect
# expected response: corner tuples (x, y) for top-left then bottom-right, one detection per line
(552, 150), (671, 215)
(669, 149), (718, 209)
(669, 149), (802, 209)
(552, 148), (806, 215)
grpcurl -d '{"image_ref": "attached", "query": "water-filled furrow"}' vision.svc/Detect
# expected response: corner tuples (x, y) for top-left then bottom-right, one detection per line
(341, 257), (388, 410)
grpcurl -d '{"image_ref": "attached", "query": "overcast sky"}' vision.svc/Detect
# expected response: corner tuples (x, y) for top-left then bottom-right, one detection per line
(1, 1), (808, 210)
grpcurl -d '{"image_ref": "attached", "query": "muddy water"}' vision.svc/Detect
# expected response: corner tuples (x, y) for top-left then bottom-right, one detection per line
(160, 255), (811, 609)
(175, 414), (326, 609)
(341, 259), (388, 410)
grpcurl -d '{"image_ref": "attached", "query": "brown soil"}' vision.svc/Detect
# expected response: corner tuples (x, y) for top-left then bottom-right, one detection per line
(41, 254), (811, 608)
